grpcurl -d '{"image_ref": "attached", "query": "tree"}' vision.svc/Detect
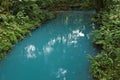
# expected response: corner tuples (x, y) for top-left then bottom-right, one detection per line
(95, 0), (104, 11)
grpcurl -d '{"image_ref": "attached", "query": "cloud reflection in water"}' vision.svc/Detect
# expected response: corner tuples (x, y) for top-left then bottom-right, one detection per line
(43, 46), (53, 55)
(24, 29), (85, 58)
(42, 29), (85, 55)
(56, 68), (67, 80)
(25, 45), (36, 59)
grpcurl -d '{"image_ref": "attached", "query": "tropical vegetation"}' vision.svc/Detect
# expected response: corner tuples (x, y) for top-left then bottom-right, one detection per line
(0, 0), (56, 60)
(0, 0), (95, 61)
(90, 0), (120, 80)
(0, 0), (120, 80)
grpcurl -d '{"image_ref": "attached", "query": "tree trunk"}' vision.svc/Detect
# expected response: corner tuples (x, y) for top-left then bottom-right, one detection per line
(96, 0), (104, 12)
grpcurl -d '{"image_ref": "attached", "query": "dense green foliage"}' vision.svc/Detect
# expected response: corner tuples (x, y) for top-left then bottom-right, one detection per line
(90, 0), (120, 80)
(0, 0), (120, 79)
(0, 0), (95, 60)
(0, 0), (55, 60)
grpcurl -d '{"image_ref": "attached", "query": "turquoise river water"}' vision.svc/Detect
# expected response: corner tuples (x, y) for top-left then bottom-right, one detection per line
(0, 11), (97, 80)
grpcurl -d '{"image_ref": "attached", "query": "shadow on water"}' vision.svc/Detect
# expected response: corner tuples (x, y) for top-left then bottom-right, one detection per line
(0, 11), (97, 80)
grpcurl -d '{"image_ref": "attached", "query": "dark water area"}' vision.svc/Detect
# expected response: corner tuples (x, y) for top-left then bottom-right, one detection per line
(0, 11), (97, 80)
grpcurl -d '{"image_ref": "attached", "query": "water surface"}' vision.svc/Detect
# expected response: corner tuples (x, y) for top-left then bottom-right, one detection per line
(0, 11), (97, 80)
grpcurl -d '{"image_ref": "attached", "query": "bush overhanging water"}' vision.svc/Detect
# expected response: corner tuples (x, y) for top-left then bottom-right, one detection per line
(0, 0), (120, 80)
(90, 0), (120, 80)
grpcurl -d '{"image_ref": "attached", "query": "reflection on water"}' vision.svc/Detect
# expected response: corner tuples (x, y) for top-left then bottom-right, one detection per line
(56, 68), (67, 80)
(25, 45), (36, 59)
(26, 28), (86, 57)
(24, 28), (86, 57)
(43, 46), (53, 55)
(65, 16), (69, 25)
(0, 11), (97, 80)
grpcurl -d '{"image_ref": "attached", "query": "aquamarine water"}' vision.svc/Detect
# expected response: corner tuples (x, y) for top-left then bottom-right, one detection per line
(0, 11), (97, 80)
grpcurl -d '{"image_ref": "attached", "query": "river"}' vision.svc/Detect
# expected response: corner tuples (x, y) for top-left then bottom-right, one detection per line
(0, 11), (97, 80)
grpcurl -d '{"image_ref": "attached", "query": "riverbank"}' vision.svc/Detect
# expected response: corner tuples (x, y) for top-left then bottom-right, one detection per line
(0, 11), (97, 80)
(0, 0), (95, 61)
(0, 1), (55, 60)
(1, 0), (119, 80)
(90, 0), (120, 80)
